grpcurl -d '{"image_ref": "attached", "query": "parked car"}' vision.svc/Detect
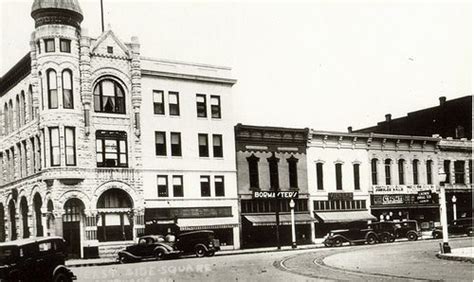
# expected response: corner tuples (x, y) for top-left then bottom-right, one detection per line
(0, 236), (76, 282)
(432, 217), (473, 239)
(175, 230), (220, 257)
(368, 222), (396, 243)
(117, 235), (179, 263)
(391, 220), (421, 241)
(323, 228), (379, 247)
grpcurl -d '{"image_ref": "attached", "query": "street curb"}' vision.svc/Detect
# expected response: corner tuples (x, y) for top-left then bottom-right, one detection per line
(436, 253), (474, 263)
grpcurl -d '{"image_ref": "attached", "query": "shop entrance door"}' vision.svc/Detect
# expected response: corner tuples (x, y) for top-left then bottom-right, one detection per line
(63, 221), (81, 258)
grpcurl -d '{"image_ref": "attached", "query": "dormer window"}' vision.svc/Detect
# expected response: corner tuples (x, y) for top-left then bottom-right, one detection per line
(60, 39), (71, 53)
(107, 46), (113, 54)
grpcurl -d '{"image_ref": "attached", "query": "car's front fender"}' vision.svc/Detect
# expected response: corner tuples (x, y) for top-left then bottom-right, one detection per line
(53, 265), (76, 281)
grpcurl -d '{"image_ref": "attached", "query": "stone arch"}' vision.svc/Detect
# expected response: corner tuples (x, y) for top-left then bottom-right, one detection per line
(91, 67), (131, 93)
(91, 181), (139, 209)
(58, 190), (91, 212)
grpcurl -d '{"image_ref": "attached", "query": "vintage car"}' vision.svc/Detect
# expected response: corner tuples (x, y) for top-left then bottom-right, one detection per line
(117, 235), (179, 263)
(368, 222), (396, 243)
(0, 236), (76, 282)
(323, 228), (379, 247)
(432, 217), (473, 239)
(175, 230), (220, 257)
(390, 220), (422, 241)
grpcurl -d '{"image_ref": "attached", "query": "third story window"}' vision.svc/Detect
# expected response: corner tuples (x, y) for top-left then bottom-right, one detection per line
(47, 69), (58, 109)
(59, 39), (71, 53)
(268, 155), (280, 190)
(371, 158), (378, 185)
(49, 127), (60, 166)
(385, 159), (392, 185)
(287, 156), (298, 189)
(316, 163), (324, 190)
(426, 160), (433, 185)
(155, 131), (166, 156)
(353, 163), (360, 190)
(96, 131), (128, 167)
(212, 134), (223, 158)
(64, 127), (76, 166)
(94, 79), (126, 114)
(170, 132), (182, 157)
(247, 154), (260, 189)
(398, 159), (405, 185)
(215, 176), (225, 197)
(62, 70), (73, 109)
(198, 134), (209, 157)
(169, 92), (180, 116)
(454, 161), (465, 184)
(412, 159), (419, 185)
(153, 90), (164, 115)
(196, 94), (207, 117)
(200, 176), (211, 197)
(335, 163), (343, 190)
(210, 95), (221, 118)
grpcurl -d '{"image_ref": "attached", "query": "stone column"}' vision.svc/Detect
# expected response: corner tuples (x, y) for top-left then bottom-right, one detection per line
(130, 36), (142, 137)
(448, 160), (454, 185)
(79, 30), (92, 136)
(30, 32), (40, 120)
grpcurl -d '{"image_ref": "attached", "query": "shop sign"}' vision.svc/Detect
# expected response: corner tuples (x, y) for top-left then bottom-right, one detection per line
(372, 184), (436, 195)
(253, 191), (299, 199)
(416, 190), (433, 204)
(382, 195), (404, 205)
(328, 192), (353, 201)
(372, 194), (417, 205)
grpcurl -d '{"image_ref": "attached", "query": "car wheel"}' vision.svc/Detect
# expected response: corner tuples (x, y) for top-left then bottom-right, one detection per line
(53, 272), (71, 282)
(205, 251), (215, 257)
(433, 232), (441, 239)
(380, 234), (389, 243)
(155, 249), (166, 261)
(367, 235), (377, 245)
(324, 242), (333, 248)
(334, 238), (343, 247)
(118, 255), (128, 264)
(195, 245), (206, 257)
(407, 232), (417, 241)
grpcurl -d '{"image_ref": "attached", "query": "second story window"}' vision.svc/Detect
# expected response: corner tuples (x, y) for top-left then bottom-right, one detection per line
(47, 70), (58, 109)
(49, 127), (60, 166)
(385, 159), (392, 185)
(287, 156), (298, 189)
(153, 90), (164, 115)
(426, 160), (433, 185)
(353, 163), (360, 190)
(443, 160), (451, 184)
(212, 134), (223, 158)
(173, 176), (184, 197)
(335, 163), (343, 190)
(196, 94), (207, 117)
(247, 154), (260, 189)
(412, 159), (419, 185)
(210, 95), (221, 118)
(371, 158), (378, 185)
(62, 70), (73, 109)
(200, 176), (210, 197)
(96, 131), (128, 167)
(198, 134), (209, 157)
(60, 39), (71, 53)
(215, 176), (225, 197)
(398, 159), (405, 185)
(155, 131), (166, 156)
(64, 127), (76, 166)
(268, 154), (279, 190)
(316, 163), (324, 190)
(170, 132), (182, 157)
(44, 38), (55, 52)
(169, 92), (180, 116)
(157, 175), (168, 197)
(94, 79), (126, 114)
(454, 161), (465, 184)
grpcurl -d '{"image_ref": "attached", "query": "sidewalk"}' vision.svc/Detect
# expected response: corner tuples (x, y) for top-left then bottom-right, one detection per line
(436, 247), (474, 263)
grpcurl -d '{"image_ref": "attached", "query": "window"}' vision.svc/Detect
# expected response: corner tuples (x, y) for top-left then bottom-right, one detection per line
(215, 176), (225, 197)
(316, 163), (324, 190)
(155, 131), (166, 156)
(335, 163), (343, 190)
(210, 95), (221, 118)
(153, 90), (164, 115)
(64, 127), (76, 166)
(247, 155), (259, 189)
(49, 127), (60, 166)
(287, 156), (298, 188)
(196, 94), (207, 117)
(96, 131), (128, 167)
(412, 159), (419, 185)
(157, 176), (168, 197)
(62, 70), (73, 109)
(107, 46), (113, 54)
(93, 79), (126, 114)
(385, 159), (392, 185)
(169, 92), (180, 116)
(444, 160), (451, 184)
(36, 41), (41, 54)
(198, 134), (209, 157)
(268, 155), (279, 190)
(454, 161), (465, 184)
(398, 159), (405, 185)
(44, 38), (55, 52)
(172, 176), (183, 197)
(168, 132), (182, 157)
(200, 176), (210, 197)
(353, 163), (360, 190)
(47, 70), (58, 109)
(60, 39), (71, 53)
(371, 158), (378, 185)
(212, 134), (223, 158)
(426, 160), (433, 185)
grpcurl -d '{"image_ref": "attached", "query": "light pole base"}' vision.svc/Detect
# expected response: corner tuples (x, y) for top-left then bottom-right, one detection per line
(291, 242), (297, 249)
(440, 242), (451, 254)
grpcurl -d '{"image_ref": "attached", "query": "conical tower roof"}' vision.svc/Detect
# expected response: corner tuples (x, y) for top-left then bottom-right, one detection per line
(31, 0), (83, 29)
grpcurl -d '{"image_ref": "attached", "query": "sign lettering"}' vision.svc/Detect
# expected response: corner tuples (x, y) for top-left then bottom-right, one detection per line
(252, 191), (299, 199)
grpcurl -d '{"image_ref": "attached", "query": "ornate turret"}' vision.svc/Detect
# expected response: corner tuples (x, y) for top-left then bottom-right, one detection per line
(31, 0), (83, 29)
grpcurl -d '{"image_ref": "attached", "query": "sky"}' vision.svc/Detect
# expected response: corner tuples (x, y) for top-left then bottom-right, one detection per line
(0, 0), (471, 131)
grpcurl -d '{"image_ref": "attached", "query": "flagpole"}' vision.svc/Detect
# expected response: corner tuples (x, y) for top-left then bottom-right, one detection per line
(100, 0), (105, 32)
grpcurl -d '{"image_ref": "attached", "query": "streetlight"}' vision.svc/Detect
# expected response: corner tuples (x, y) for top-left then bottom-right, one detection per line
(289, 199), (297, 249)
(438, 166), (450, 253)
(452, 195), (457, 221)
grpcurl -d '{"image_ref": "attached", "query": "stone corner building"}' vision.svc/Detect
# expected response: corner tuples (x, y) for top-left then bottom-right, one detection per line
(0, 0), (145, 258)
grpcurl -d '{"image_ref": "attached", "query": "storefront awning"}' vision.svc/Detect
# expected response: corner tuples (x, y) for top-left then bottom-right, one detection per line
(244, 213), (316, 226)
(314, 211), (376, 223)
(177, 223), (238, 231)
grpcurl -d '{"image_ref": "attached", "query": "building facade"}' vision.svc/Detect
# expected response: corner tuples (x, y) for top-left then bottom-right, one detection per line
(235, 124), (314, 248)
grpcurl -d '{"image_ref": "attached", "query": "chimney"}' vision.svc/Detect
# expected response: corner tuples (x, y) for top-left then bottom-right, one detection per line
(347, 126), (353, 133)
(385, 114), (392, 122)
(439, 96), (446, 105)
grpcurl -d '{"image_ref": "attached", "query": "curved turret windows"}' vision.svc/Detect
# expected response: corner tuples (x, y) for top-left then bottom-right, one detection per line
(62, 69), (74, 109)
(94, 79), (126, 114)
(47, 69), (58, 109)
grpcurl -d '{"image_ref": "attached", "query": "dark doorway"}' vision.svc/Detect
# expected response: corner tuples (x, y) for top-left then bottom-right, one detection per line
(33, 193), (43, 237)
(8, 200), (16, 241)
(63, 221), (81, 258)
(0, 204), (5, 242)
(20, 197), (29, 239)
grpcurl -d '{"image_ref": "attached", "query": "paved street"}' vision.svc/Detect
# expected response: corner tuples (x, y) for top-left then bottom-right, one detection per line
(73, 237), (473, 281)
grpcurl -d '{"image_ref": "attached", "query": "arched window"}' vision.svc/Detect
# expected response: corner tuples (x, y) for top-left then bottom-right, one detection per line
(371, 158), (378, 185)
(94, 79), (126, 114)
(20, 197), (29, 238)
(15, 95), (20, 129)
(8, 100), (13, 133)
(33, 193), (43, 237)
(8, 200), (16, 241)
(3, 103), (8, 135)
(398, 159), (405, 185)
(47, 69), (58, 109)
(412, 159), (419, 185)
(20, 91), (25, 125)
(62, 70), (73, 109)
(27, 85), (33, 120)
(385, 159), (392, 185)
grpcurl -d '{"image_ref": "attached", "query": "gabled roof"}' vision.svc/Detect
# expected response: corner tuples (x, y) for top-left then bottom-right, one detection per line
(0, 53), (31, 97)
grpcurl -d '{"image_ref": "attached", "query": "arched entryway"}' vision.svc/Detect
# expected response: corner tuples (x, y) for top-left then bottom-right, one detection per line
(8, 200), (16, 241)
(97, 188), (133, 242)
(0, 204), (5, 242)
(63, 198), (84, 258)
(46, 200), (54, 236)
(20, 197), (29, 239)
(33, 193), (43, 237)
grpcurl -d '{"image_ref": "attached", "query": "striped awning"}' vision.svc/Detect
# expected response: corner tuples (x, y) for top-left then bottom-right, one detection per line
(177, 223), (238, 231)
(314, 211), (376, 223)
(243, 213), (316, 226)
